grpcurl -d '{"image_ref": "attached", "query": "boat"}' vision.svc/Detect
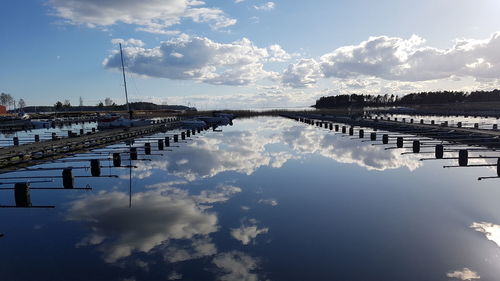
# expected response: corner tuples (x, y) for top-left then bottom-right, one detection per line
(180, 119), (206, 129)
(97, 43), (151, 129)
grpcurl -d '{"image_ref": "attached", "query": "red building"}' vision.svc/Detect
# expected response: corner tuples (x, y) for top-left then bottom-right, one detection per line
(0, 105), (6, 115)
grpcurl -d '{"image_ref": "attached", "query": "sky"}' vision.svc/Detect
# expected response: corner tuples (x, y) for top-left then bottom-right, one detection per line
(1, 0), (500, 109)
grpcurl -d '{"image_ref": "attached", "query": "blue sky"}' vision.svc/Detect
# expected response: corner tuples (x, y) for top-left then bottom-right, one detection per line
(1, 0), (500, 109)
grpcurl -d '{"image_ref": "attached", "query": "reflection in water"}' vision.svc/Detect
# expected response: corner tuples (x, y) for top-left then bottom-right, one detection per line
(230, 223), (269, 245)
(212, 251), (261, 281)
(447, 268), (480, 280)
(470, 222), (500, 248)
(66, 183), (242, 263)
(280, 125), (422, 171)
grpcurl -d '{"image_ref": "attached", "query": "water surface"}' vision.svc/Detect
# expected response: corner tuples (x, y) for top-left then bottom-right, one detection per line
(1, 117), (500, 281)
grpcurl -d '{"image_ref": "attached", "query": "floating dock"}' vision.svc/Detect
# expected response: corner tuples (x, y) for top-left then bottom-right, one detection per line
(0, 121), (180, 171)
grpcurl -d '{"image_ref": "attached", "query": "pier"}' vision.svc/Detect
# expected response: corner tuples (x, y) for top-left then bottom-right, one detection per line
(0, 121), (181, 171)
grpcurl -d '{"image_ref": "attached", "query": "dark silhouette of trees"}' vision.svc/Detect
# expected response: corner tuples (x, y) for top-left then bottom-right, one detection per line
(314, 89), (500, 108)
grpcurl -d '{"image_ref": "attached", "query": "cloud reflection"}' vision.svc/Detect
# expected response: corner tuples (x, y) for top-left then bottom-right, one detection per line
(212, 251), (261, 281)
(66, 184), (243, 263)
(470, 222), (500, 247)
(447, 268), (480, 280)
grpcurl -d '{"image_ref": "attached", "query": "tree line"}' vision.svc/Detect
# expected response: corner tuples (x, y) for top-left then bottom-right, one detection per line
(314, 89), (500, 108)
(1, 92), (26, 109)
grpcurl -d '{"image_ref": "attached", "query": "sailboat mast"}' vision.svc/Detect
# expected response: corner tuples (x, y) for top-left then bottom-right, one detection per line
(119, 43), (132, 119)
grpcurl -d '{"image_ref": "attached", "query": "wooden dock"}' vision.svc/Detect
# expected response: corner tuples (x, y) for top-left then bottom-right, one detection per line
(0, 121), (180, 171)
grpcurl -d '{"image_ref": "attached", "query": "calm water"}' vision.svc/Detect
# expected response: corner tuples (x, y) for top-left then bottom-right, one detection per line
(1, 117), (500, 281)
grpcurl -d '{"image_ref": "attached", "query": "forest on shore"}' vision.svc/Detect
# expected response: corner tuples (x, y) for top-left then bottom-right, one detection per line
(314, 89), (500, 108)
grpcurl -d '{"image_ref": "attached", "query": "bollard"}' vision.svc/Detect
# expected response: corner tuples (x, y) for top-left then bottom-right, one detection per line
(174, 134), (179, 142)
(34, 135), (40, 142)
(382, 134), (389, 144)
(370, 132), (376, 141)
(329, 124), (333, 130)
(112, 153), (121, 167)
(474, 123), (479, 129)
(435, 144), (444, 159)
(342, 126), (346, 134)
(458, 150), (468, 167)
(494, 124), (498, 130)
(181, 132), (186, 140)
(130, 147), (138, 160)
(335, 125), (339, 132)
(412, 140), (420, 153)
(52, 132), (57, 141)
(359, 129), (364, 138)
(165, 137), (170, 147)
(14, 182), (31, 207)
(349, 127), (354, 136)
(62, 168), (74, 189)
(457, 122), (462, 128)
(158, 139), (164, 151)
(92, 127), (96, 133)
(90, 159), (101, 177)
(431, 120), (435, 125)
(186, 130), (191, 138)
(420, 119), (424, 124)
(145, 143), (151, 155)
(410, 119), (414, 124)
(13, 137), (19, 146)
(396, 137), (403, 148)
(80, 129), (84, 135)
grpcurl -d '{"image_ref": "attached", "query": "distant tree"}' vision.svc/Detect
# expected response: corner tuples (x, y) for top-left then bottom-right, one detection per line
(54, 101), (63, 110)
(104, 97), (114, 106)
(0, 93), (13, 108)
(63, 100), (71, 108)
(97, 101), (104, 108)
(18, 98), (26, 109)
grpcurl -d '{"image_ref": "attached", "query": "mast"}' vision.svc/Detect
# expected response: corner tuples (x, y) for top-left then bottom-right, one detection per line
(119, 43), (132, 119)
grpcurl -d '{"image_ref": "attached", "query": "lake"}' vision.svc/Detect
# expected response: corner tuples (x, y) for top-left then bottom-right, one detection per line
(1, 116), (499, 281)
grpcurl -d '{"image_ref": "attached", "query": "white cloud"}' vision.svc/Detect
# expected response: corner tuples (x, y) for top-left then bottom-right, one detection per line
(104, 35), (286, 86)
(212, 251), (260, 281)
(111, 38), (145, 47)
(234, 0), (245, 3)
(49, 0), (236, 33)
(230, 224), (269, 245)
(284, 32), (500, 88)
(282, 58), (322, 88)
(447, 268), (480, 280)
(254, 2), (275, 11)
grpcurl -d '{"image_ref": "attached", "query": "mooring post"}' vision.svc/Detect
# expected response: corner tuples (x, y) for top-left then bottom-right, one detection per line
(435, 144), (444, 159)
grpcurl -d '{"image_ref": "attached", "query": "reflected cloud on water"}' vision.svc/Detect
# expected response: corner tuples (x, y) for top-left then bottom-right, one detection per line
(447, 268), (480, 280)
(66, 183), (239, 263)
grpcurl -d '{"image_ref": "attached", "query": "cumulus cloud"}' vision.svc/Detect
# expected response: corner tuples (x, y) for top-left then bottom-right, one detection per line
(230, 224), (269, 245)
(104, 35), (290, 86)
(254, 2), (275, 11)
(446, 268), (480, 280)
(282, 58), (322, 88)
(212, 251), (260, 281)
(111, 38), (145, 47)
(49, 0), (236, 33)
(470, 221), (500, 247)
(284, 32), (500, 88)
